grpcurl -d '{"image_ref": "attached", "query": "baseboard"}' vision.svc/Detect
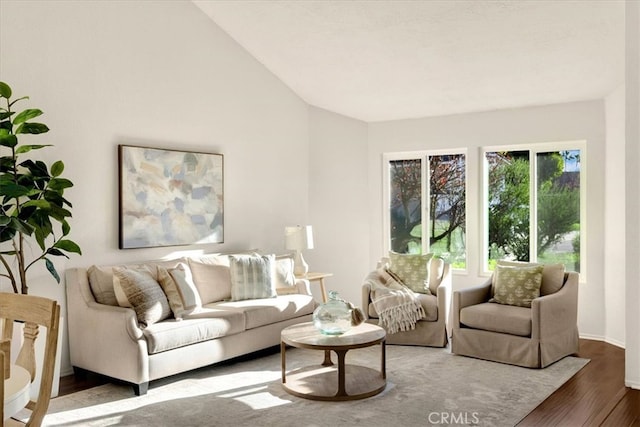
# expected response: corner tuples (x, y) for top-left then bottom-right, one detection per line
(604, 337), (625, 349)
(624, 379), (640, 390)
(579, 333), (605, 341)
(578, 333), (626, 349)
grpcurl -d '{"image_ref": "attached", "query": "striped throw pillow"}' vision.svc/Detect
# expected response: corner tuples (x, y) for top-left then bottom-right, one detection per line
(229, 254), (277, 301)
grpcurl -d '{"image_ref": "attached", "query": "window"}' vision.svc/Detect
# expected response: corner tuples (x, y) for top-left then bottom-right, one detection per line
(483, 143), (584, 273)
(384, 151), (467, 269)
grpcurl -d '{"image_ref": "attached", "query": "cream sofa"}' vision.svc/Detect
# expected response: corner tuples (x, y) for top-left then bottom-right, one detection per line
(65, 254), (316, 395)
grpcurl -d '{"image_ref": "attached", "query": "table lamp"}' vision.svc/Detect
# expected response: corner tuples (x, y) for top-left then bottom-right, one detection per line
(285, 225), (314, 276)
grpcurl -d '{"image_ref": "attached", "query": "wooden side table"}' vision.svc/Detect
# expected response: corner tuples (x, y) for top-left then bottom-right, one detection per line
(296, 272), (333, 302)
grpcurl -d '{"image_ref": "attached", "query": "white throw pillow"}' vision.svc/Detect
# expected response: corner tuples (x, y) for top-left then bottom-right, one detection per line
(275, 254), (296, 288)
(229, 254), (277, 301)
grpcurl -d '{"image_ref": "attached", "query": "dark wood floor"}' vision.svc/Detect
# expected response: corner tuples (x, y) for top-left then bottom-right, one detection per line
(59, 339), (639, 426)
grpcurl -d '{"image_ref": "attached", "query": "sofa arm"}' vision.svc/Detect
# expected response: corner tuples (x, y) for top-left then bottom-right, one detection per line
(452, 278), (492, 328)
(65, 268), (149, 384)
(531, 271), (579, 340)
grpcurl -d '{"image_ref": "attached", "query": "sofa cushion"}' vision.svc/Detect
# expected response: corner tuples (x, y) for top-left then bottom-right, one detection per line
(113, 266), (172, 328)
(142, 310), (245, 354)
(229, 254), (277, 301)
(368, 292), (438, 322)
(388, 252), (433, 294)
(490, 264), (544, 308)
(496, 260), (565, 296)
(460, 302), (532, 337)
(188, 256), (232, 304)
(209, 294), (315, 330)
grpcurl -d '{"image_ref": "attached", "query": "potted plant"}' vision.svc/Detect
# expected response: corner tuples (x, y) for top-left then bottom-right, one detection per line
(0, 81), (81, 295)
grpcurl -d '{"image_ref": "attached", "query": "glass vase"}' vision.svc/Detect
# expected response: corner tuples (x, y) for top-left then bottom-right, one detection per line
(312, 291), (352, 335)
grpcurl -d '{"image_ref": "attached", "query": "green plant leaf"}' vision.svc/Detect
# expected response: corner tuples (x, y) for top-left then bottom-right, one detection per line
(13, 109), (43, 125)
(16, 144), (51, 154)
(0, 134), (18, 148)
(22, 199), (51, 209)
(0, 112), (15, 120)
(51, 161), (64, 177)
(11, 217), (34, 236)
(48, 178), (73, 191)
(47, 248), (67, 257)
(55, 239), (82, 254)
(45, 258), (61, 283)
(61, 219), (70, 236)
(0, 182), (31, 197)
(16, 122), (49, 134)
(0, 82), (11, 98)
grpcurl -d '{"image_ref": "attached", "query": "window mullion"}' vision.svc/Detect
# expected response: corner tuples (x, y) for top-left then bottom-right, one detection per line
(530, 150), (538, 262)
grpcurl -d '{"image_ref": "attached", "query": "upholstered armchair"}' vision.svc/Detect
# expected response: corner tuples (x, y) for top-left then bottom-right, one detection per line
(362, 255), (451, 347)
(451, 262), (579, 368)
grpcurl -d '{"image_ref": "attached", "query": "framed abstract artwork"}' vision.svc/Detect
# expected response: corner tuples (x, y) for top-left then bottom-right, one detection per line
(118, 145), (224, 249)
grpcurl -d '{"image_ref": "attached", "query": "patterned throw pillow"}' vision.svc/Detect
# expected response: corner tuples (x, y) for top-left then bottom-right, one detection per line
(496, 260), (565, 296)
(112, 266), (171, 327)
(229, 254), (277, 301)
(388, 252), (433, 294)
(490, 264), (544, 308)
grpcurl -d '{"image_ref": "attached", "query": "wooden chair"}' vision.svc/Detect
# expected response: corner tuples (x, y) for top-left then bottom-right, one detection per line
(1, 293), (60, 427)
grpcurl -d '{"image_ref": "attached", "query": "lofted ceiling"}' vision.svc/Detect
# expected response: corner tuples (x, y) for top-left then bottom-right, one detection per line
(193, 0), (625, 122)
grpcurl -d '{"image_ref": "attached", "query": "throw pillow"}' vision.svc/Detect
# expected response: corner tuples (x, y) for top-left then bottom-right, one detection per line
(229, 254), (277, 301)
(87, 265), (118, 306)
(187, 256), (233, 304)
(275, 254), (296, 288)
(490, 264), (544, 308)
(112, 266), (171, 327)
(388, 252), (433, 294)
(496, 260), (565, 296)
(157, 264), (201, 320)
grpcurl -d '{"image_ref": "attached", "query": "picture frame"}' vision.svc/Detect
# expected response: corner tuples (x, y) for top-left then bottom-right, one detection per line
(118, 144), (224, 249)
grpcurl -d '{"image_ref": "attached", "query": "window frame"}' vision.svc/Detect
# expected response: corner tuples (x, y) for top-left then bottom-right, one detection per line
(480, 140), (587, 277)
(382, 148), (468, 272)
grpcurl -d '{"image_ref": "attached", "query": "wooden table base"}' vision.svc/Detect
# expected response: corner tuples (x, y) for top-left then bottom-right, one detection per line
(282, 363), (386, 401)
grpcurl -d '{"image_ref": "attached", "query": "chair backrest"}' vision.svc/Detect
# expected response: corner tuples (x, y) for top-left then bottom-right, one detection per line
(0, 292), (60, 427)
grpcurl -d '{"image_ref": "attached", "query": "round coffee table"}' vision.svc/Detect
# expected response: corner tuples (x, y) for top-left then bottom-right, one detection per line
(280, 322), (386, 401)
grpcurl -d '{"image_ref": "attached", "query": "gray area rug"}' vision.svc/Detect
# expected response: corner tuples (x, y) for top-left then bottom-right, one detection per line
(36, 345), (588, 427)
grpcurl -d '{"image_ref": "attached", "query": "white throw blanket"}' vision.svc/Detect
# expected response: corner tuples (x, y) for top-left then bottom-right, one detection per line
(366, 268), (426, 334)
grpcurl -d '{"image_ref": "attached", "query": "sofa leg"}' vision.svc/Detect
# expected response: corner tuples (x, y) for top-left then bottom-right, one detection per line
(133, 382), (148, 396)
(72, 366), (89, 379)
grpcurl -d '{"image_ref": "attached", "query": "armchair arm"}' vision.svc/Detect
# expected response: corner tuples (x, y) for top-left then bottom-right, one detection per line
(531, 272), (579, 340)
(435, 263), (452, 325)
(362, 282), (373, 320)
(452, 278), (492, 328)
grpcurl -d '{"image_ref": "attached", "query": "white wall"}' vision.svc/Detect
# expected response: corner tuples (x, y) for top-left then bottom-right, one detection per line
(307, 106), (369, 306)
(625, 0), (640, 390)
(604, 85), (626, 348)
(367, 101), (607, 339)
(0, 0), (310, 375)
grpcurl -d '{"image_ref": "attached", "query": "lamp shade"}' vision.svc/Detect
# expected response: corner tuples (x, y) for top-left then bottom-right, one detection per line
(285, 225), (314, 251)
